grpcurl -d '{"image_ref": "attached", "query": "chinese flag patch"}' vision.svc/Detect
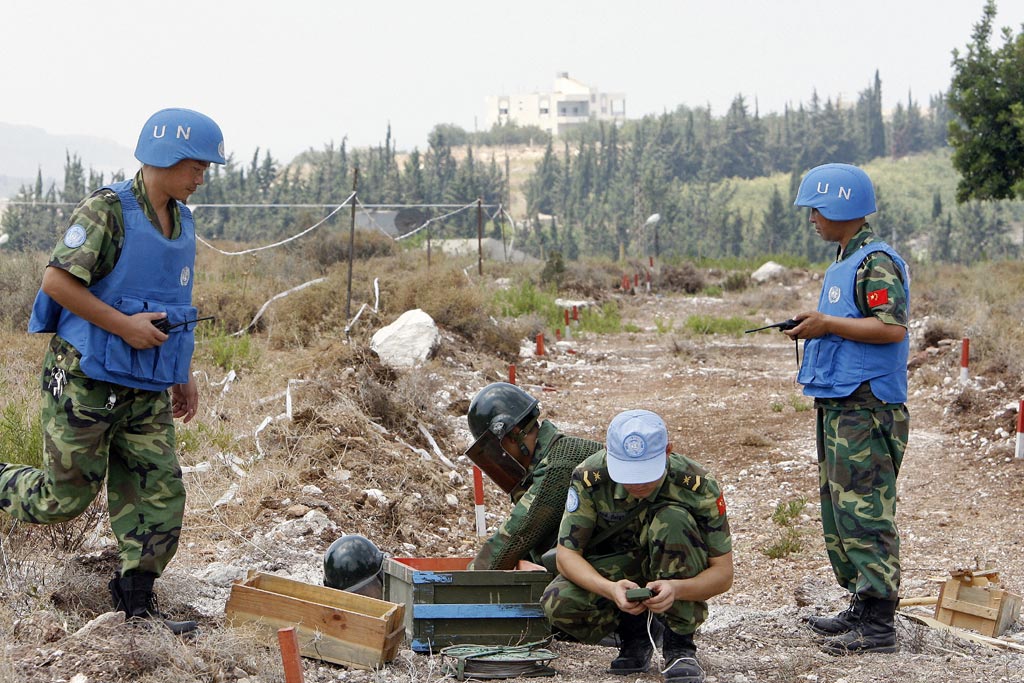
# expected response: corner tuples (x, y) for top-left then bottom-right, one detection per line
(866, 288), (889, 307)
(716, 494), (727, 516)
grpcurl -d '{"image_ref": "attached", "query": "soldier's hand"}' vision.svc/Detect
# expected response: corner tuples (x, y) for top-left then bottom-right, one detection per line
(122, 312), (169, 349)
(172, 379), (199, 423)
(642, 580), (675, 614)
(612, 581), (647, 615)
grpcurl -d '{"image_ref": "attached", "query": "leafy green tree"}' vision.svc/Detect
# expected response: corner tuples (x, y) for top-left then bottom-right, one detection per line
(710, 95), (767, 179)
(889, 92), (926, 158)
(525, 138), (561, 217)
(948, 0), (1024, 201)
(760, 186), (791, 254)
(854, 71), (886, 160)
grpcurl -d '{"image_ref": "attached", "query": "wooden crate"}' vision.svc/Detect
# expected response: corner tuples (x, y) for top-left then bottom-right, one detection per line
(934, 571), (1022, 637)
(225, 571), (405, 669)
(383, 557), (553, 653)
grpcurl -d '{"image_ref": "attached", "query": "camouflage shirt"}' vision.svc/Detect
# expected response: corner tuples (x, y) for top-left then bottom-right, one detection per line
(558, 450), (732, 559)
(838, 224), (908, 328)
(48, 169), (181, 286)
(818, 224), (910, 409)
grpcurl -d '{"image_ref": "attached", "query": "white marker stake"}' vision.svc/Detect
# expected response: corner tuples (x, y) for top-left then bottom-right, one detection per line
(473, 465), (486, 536)
(1016, 399), (1024, 460)
(960, 338), (970, 383)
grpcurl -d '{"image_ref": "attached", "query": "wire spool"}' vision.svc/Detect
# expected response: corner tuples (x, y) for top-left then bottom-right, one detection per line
(440, 642), (559, 680)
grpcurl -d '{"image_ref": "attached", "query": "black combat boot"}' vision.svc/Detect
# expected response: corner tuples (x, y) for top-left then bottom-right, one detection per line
(806, 593), (865, 637)
(661, 628), (704, 683)
(820, 596), (898, 655)
(608, 612), (664, 674)
(109, 572), (199, 636)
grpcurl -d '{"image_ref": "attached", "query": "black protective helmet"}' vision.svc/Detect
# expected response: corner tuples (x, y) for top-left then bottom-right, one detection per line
(467, 382), (540, 441)
(323, 534), (384, 598)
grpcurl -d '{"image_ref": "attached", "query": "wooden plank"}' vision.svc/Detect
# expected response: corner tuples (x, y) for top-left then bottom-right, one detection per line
(941, 598), (999, 620)
(245, 572), (398, 618)
(901, 611), (1024, 652)
(225, 572), (406, 670)
(898, 596), (938, 607)
(996, 591), (1022, 637)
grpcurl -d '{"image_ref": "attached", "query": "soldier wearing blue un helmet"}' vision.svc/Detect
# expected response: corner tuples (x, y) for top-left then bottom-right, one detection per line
(787, 163), (910, 656)
(3, 108), (226, 636)
(135, 107), (227, 168)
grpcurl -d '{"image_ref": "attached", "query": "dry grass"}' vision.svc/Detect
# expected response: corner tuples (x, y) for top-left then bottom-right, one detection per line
(1, 250), (1023, 681)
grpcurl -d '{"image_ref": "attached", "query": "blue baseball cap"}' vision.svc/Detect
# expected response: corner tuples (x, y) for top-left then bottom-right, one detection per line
(606, 409), (669, 484)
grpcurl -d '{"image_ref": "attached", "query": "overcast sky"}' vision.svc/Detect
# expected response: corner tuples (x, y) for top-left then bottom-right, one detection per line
(4, 0), (1024, 164)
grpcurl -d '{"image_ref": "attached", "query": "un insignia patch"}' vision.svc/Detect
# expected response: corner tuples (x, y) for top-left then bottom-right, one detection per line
(63, 224), (88, 249)
(566, 488), (579, 513)
(179, 266), (191, 287)
(828, 285), (842, 304)
(623, 433), (647, 459)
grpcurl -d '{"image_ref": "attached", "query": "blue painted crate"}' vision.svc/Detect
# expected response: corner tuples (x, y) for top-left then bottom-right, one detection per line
(382, 557), (553, 653)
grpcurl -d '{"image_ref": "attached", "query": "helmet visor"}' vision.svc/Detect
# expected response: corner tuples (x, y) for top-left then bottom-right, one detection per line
(465, 430), (529, 495)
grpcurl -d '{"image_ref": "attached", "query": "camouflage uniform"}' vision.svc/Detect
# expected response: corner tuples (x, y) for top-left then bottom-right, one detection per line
(541, 450), (731, 642)
(472, 420), (603, 570)
(0, 171), (188, 576)
(811, 225), (909, 601)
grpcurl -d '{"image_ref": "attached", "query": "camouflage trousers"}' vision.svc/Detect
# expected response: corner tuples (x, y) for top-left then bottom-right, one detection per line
(816, 403), (908, 601)
(540, 504), (710, 642)
(0, 339), (185, 576)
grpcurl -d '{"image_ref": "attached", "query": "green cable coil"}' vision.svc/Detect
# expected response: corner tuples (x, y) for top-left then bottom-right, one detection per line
(440, 641), (559, 680)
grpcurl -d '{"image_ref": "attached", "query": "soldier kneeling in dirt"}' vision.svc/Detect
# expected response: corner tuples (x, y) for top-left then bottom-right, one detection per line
(464, 382), (604, 570)
(541, 410), (733, 683)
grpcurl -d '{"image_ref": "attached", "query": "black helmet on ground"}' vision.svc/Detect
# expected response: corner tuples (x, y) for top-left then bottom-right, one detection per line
(323, 534), (385, 599)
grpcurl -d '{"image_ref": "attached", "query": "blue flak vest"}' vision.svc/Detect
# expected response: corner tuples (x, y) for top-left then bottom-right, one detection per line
(28, 180), (198, 391)
(797, 242), (910, 404)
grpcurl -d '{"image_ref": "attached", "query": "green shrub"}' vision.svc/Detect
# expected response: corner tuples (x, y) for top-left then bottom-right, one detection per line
(763, 528), (803, 559)
(683, 315), (751, 335)
(577, 302), (623, 334)
(0, 251), (45, 332)
(0, 398), (43, 468)
(494, 281), (561, 325)
(789, 394), (812, 412)
(722, 272), (750, 292)
(197, 328), (261, 371)
(763, 497), (808, 559)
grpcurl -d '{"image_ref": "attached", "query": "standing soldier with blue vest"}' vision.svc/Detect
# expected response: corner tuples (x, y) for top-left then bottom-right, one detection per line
(0, 108), (226, 635)
(786, 163), (910, 655)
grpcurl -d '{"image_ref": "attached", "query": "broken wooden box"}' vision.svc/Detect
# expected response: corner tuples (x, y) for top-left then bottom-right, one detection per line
(934, 568), (1022, 637)
(225, 570), (405, 669)
(383, 557), (553, 653)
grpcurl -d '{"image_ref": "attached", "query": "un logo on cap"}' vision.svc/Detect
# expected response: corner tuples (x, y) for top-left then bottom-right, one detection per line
(623, 434), (647, 459)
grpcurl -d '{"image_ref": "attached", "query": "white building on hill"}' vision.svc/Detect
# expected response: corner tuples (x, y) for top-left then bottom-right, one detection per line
(484, 72), (626, 137)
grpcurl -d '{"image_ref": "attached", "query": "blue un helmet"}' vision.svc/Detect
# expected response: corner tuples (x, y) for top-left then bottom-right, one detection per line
(135, 108), (226, 168)
(794, 163), (876, 221)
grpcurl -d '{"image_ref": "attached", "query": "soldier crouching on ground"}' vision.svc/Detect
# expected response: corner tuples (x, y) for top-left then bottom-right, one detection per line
(465, 382), (604, 570)
(541, 409), (733, 683)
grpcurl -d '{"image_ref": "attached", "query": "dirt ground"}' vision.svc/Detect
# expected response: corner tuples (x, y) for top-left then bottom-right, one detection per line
(2, 267), (1023, 683)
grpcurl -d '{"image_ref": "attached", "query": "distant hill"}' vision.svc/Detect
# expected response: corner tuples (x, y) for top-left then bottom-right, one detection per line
(0, 122), (136, 198)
